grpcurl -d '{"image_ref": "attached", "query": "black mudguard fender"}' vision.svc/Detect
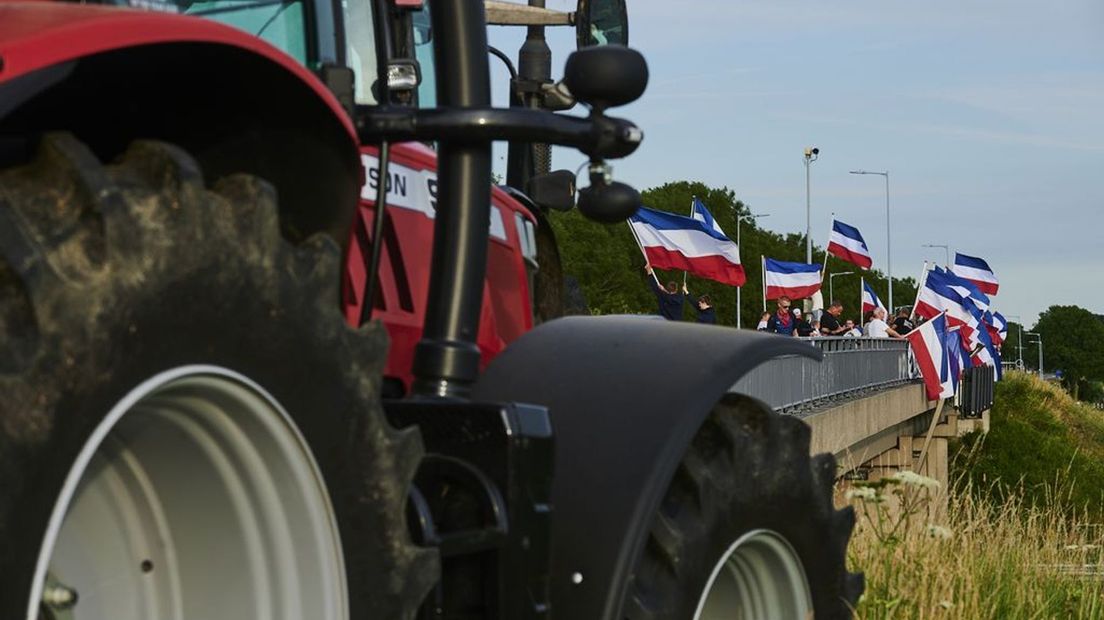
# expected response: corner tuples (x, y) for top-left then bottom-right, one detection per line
(471, 315), (821, 619)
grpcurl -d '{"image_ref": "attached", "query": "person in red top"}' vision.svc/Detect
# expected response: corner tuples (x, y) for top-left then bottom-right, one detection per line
(765, 296), (799, 336)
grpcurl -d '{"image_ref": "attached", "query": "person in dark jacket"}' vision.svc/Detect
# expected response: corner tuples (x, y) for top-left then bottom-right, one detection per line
(765, 296), (799, 336)
(644, 264), (687, 320)
(794, 308), (816, 336)
(694, 294), (717, 324)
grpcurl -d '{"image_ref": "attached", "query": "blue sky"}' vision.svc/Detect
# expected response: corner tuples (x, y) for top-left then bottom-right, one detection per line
(488, 0), (1104, 326)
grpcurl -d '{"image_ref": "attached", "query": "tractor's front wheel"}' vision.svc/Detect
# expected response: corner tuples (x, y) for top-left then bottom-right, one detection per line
(0, 134), (435, 620)
(624, 395), (863, 619)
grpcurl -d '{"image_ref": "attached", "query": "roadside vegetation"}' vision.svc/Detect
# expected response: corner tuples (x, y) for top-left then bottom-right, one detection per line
(846, 371), (1104, 618)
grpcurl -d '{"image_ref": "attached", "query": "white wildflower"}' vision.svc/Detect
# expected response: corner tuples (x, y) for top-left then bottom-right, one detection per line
(926, 524), (952, 540)
(890, 470), (941, 490)
(845, 487), (877, 501)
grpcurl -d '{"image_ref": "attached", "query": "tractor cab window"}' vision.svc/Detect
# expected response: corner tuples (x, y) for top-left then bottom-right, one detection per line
(180, 1), (309, 64)
(411, 5), (436, 107)
(342, 0), (379, 105)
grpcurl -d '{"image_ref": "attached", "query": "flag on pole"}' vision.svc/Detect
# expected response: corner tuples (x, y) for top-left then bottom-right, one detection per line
(915, 268), (980, 343)
(922, 267), (1002, 379)
(691, 197), (726, 235)
(764, 258), (822, 300)
(952, 252), (999, 295)
(935, 266), (991, 314)
(906, 312), (954, 400)
(629, 206), (746, 286)
(861, 279), (887, 315)
(826, 220), (873, 269)
(943, 327), (969, 397)
(992, 311), (1009, 343)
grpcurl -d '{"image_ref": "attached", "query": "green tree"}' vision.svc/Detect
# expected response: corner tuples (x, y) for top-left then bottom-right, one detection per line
(1033, 305), (1104, 400)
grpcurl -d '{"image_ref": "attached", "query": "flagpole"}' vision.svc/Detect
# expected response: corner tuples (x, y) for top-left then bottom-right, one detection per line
(908, 261), (930, 321)
(682, 196), (696, 289)
(820, 215), (834, 285)
(916, 397), (946, 473)
(761, 255), (767, 313)
(627, 220), (662, 287)
(860, 276), (865, 326)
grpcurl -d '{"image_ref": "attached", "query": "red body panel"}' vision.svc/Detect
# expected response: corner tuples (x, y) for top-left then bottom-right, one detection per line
(0, 2), (355, 139)
(2, 2), (536, 393)
(343, 143), (536, 393)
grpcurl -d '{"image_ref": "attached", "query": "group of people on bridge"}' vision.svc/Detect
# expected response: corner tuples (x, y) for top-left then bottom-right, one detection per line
(759, 297), (913, 339)
(644, 264), (915, 338)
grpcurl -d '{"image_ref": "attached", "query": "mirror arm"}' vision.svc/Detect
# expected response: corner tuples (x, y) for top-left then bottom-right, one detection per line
(355, 106), (642, 160)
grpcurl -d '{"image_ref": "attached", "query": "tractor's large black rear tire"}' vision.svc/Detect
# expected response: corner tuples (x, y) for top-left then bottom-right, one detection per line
(624, 394), (863, 619)
(0, 134), (435, 619)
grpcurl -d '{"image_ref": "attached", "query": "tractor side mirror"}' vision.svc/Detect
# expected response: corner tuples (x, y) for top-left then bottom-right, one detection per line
(576, 0), (628, 48)
(527, 170), (577, 212)
(562, 46), (647, 111)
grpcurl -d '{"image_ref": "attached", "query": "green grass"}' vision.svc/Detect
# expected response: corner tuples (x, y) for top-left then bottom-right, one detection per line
(845, 370), (1104, 619)
(952, 371), (1104, 520)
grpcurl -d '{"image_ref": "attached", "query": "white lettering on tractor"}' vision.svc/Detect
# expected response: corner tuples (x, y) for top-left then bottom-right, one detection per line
(361, 154), (507, 241)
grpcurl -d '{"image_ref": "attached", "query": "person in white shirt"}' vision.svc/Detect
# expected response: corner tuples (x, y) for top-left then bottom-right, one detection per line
(864, 307), (904, 339)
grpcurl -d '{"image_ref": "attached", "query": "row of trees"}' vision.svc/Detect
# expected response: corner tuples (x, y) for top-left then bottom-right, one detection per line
(548, 180), (917, 329)
(1003, 307), (1104, 403)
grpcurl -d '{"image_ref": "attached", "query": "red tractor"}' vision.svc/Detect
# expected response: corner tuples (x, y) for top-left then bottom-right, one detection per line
(0, 1), (861, 618)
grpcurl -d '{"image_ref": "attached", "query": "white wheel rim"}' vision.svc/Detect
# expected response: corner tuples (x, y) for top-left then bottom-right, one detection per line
(692, 529), (812, 620)
(28, 366), (348, 620)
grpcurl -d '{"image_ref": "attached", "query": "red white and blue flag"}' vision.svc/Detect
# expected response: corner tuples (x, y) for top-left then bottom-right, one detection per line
(937, 266), (990, 314)
(827, 220), (873, 269)
(691, 197), (725, 235)
(861, 279), (886, 315)
(630, 206), (746, 286)
(943, 327), (971, 396)
(906, 312), (954, 400)
(764, 258), (822, 300)
(992, 311), (1009, 344)
(952, 252), (999, 296)
(917, 267), (1002, 379)
(915, 267), (980, 343)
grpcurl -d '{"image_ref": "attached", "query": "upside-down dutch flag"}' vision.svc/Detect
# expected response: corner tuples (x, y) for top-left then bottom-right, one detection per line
(630, 206), (746, 286)
(764, 258), (822, 300)
(935, 266), (990, 314)
(691, 197), (725, 235)
(827, 220), (873, 269)
(926, 266), (1002, 378)
(906, 312), (953, 400)
(915, 267), (980, 344)
(952, 252), (999, 296)
(861, 280), (887, 315)
(992, 311), (1009, 344)
(943, 326), (970, 397)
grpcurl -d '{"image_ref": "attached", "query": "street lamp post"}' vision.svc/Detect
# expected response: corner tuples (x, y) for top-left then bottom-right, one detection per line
(922, 243), (950, 267)
(850, 169), (891, 311)
(803, 147), (819, 264)
(1005, 314), (1025, 368)
(736, 212), (770, 328)
(828, 271), (855, 306)
(1026, 332), (1043, 377)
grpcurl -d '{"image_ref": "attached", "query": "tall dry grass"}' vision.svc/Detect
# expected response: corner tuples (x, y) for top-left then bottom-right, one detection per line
(847, 471), (1104, 619)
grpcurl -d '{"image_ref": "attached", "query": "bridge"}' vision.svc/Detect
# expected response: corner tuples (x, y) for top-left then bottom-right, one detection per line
(731, 337), (994, 491)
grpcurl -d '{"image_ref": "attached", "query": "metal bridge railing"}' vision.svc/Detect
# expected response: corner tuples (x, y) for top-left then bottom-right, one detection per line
(731, 337), (918, 414)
